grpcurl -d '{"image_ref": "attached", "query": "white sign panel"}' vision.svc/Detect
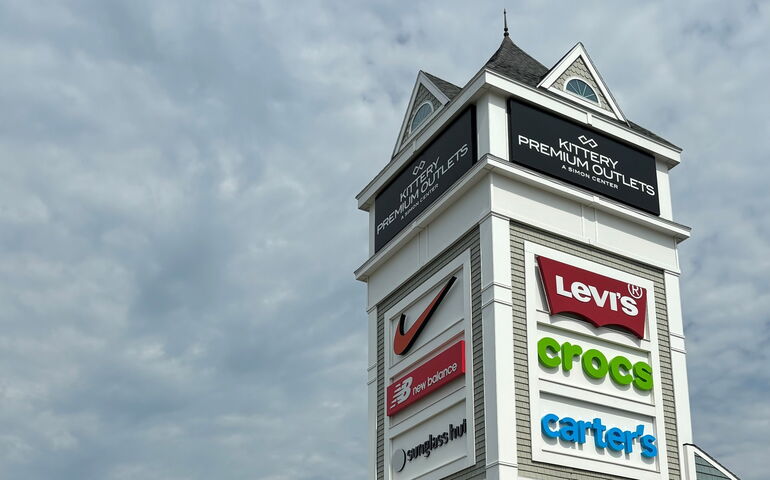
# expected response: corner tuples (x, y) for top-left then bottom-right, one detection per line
(383, 250), (475, 480)
(525, 242), (669, 480)
(389, 401), (471, 480)
(537, 393), (659, 474)
(536, 325), (654, 406)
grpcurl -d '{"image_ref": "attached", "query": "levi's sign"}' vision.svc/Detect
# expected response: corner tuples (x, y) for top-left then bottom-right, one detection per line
(374, 107), (477, 252)
(507, 99), (660, 215)
(537, 256), (647, 339)
(387, 341), (465, 416)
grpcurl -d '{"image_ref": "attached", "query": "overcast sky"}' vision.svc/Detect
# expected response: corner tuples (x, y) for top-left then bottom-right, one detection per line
(0, 1), (767, 479)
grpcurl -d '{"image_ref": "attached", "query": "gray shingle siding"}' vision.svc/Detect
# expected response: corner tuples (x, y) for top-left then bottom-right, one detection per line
(694, 452), (739, 480)
(510, 221), (681, 480)
(423, 71), (461, 100)
(376, 228), (485, 479)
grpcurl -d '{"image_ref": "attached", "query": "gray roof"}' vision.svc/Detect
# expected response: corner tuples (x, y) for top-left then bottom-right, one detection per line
(484, 36), (549, 88)
(424, 37), (679, 151)
(422, 71), (461, 100)
(695, 453), (737, 480)
(488, 37), (680, 150)
(625, 120), (679, 150)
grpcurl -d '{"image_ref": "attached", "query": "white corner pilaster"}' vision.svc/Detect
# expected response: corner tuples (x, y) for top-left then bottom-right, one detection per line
(476, 91), (509, 161)
(369, 207), (376, 257)
(656, 160), (673, 221)
(480, 212), (517, 479)
(664, 271), (694, 478)
(367, 306), (378, 480)
(681, 444), (698, 480)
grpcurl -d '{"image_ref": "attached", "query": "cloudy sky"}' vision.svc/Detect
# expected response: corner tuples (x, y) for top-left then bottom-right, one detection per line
(0, 1), (767, 479)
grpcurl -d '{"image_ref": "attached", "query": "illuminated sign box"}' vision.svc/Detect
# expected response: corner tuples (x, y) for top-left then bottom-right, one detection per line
(508, 99), (660, 215)
(374, 107), (477, 252)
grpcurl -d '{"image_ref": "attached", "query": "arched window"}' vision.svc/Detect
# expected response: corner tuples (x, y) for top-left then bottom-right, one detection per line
(410, 102), (434, 133)
(565, 78), (599, 104)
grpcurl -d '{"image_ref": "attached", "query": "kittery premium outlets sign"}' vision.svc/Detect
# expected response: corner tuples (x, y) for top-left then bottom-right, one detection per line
(508, 99), (660, 215)
(374, 107), (477, 252)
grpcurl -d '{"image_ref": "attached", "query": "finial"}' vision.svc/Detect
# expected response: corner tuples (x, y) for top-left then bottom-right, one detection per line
(503, 9), (509, 37)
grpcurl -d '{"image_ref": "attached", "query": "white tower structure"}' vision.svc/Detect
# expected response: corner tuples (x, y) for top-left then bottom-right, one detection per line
(355, 32), (740, 480)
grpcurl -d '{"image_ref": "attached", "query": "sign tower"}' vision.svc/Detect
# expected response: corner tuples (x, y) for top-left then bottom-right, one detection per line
(355, 31), (739, 480)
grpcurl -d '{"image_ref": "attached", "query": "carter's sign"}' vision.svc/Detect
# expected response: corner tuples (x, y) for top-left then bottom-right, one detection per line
(541, 413), (658, 459)
(537, 256), (647, 339)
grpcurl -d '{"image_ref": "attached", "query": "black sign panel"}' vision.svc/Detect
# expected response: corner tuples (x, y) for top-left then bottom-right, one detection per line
(375, 107), (477, 252)
(507, 99), (659, 215)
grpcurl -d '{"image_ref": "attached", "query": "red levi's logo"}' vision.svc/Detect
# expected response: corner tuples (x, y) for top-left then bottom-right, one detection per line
(387, 341), (465, 416)
(536, 256), (647, 339)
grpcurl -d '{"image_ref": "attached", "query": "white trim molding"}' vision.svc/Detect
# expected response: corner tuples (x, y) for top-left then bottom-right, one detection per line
(355, 155), (691, 285)
(480, 213), (518, 479)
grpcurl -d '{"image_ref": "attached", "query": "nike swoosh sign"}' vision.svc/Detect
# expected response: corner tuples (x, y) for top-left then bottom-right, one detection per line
(393, 276), (457, 355)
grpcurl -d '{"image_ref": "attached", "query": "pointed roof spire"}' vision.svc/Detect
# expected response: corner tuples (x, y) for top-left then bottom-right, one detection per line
(503, 9), (509, 37)
(485, 36), (548, 87)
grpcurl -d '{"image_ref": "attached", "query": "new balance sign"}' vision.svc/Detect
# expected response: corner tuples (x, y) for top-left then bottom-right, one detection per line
(387, 341), (465, 416)
(536, 256), (647, 339)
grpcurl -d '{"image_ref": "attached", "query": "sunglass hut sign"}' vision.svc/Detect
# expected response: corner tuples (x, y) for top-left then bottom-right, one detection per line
(508, 99), (660, 215)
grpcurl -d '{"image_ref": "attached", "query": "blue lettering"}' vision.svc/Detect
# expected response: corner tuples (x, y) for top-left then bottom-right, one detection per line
(641, 434), (658, 458)
(606, 428), (625, 451)
(541, 414), (658, 458)
(577, 420), (591, 444)
(559, 417), (578, 442)
(592, 418), (607, 448)
(541, 413), (559, 438)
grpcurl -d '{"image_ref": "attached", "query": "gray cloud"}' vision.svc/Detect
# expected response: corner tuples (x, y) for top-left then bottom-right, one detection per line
(0, 0), (766, 478)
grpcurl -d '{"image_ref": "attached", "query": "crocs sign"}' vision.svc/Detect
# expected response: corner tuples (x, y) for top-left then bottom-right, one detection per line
(537, 256), (647, 339)
(537, 336), (653, 391)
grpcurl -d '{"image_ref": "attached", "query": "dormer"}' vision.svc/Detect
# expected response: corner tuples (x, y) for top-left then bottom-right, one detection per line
(538, 42), (626, 121)
(392, 71), (461, 158)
